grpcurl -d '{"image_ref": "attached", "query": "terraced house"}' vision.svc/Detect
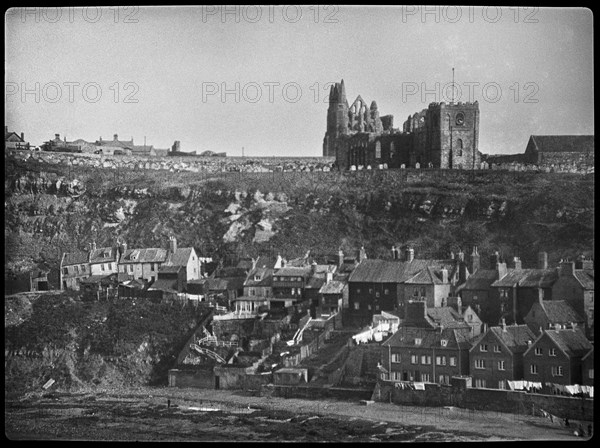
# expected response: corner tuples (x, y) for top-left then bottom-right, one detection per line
(469, 320), (536, 389)
(118, 244), (168, 284)
(88, 242), (119, 276)
(523, 327), (592, 386)
(380, 301), (473, 384)
(60, 250), (91, 290)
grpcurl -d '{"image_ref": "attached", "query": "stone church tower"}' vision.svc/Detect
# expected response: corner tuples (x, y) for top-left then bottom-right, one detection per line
(323, 80), (349, 157)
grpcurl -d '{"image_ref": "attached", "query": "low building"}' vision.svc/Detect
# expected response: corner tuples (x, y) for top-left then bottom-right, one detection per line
(162, 237), (202, 281)
(523, 327), (592, 386)
(318, 279), (346, 316)
(469, 320), (536, 389)
(523, 299), (585, 336)
(79, 273), (118, 301)
(30, 265), (51, 291)
(243, 266), (274, 298)
(147, 265), (186, 301)
(60, 250), (90, 290)
(5, 126), (30, 150)
(273, 367), (309, 385)
(271, 266), (312, 309)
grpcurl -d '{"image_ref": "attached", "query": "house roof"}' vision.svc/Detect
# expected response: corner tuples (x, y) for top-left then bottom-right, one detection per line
(486, 325), (536, 354)
(535, 300), (585, 324)
(529, 135), (594, 154)
(382, 326), (471, 350)
(89, 246), (118, 264)
(426, 307), (465, 327)
(148, 278), (178, 292)
(158, 265), (184, 274)
(349, 259), (456, 284)
(491, 268), (558, 288)
(163, 247), (194, 268)
(305, 276), (326, 290)
(62, 251), (90, 266)
(582, 346), (593, 362)
(573, 270), (594, 289)
(153, 148), (169, 157)
(542, 328), (593, 358)
(244, 267), (274, 287)
(97, 138), (134, 148)
(274, 266), (311, 277)
(457, 269), (497, 291)
(319, 280), (346, 294)
(120, 248), (168, 264)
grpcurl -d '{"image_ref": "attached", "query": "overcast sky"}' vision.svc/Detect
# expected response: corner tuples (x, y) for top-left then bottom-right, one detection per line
(5, 6), (594, 156)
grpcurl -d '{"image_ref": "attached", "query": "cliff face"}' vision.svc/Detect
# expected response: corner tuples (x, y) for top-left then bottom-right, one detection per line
(4, 156), (594, 288)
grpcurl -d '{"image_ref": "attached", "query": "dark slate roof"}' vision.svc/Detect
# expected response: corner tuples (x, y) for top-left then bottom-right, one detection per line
(538, 301), (584, 324)
(349, 259), (425, 283)
(120, 248), (168, 263)
(305, 276), (326, 290)
(491, 269), (558, 288)
(529, 135), (594, 154)
(89, 246), (118, 264)
(426, 307), (465, 327)
(488, 325), (536, 354)
(97, 138), (134, 148)
(163, 247), (194, 268)
(458, 269), (497, 291)
(319, 280), (346, 294)
(244, 267), (274, 287)
(542, 328), (592, 358)
(573, 270), (594, 289)
(148, 278), (178, 292)
(62, 251), (90, 266)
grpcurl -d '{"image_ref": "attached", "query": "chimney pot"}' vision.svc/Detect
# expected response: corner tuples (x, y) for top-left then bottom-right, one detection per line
(114, 134), (118, 141)
(405, 247), (415, 262)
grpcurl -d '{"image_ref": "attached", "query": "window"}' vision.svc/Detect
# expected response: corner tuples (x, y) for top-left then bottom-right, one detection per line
(367, 304), (372, 311)
(414, 338), (422, 346)
(456, 139), (463, 156)
(410, 355), (418, 365)
(421, 373), (431, 382)
(422, 355), (431, 365)
(384, 289), (389, 295)
(499, 289), (508, 298)
(128, 264), (133, 273)
(63, 267), (69, 275)
(436, 356), (446, 366)
(549, 348), (557, 357)
(497, 361), (505, 371)
(440, 339), (448, 347)
(392, 371), (402, 381)
(254, 275), (260, 281)
(498, 380), (506, 390)
(375, 141), (381, 159)
(493, 345), (501, 353)
(468, 314), (473, 322)
(439, 375), (450, 385)
(480, 344), (488, 352)
(420, 287), (426, 296)
(589, 369), (594, 379)
(369, 288), (373, 294)
(530, 364), (538, 374)
(354, 302), (359, 310)
(75, 265), (79, 273)
(475, 378), (486, 388)
(101, 264), (105, 271)
(413, 289), (419, 297)
(81, 264), (86, 272)
(534, 347), (543, 356)
(551, 366), (563, 377)
(449, 357), (457, 367)
(375, 292), (380, 298)
(357, 288), (361, 293)
(391, 353), (401, 363)
(475, 359), (485, 369)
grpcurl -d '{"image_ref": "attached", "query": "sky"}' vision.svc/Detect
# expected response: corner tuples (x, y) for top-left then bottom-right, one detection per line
(5, 6), (594, 156)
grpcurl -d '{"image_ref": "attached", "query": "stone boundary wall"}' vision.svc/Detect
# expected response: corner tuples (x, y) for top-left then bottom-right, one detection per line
(260, 384), (373, 401)
(372, 381), (593, 421)
(7, 149), (335, 174)
(8, 149), (593, 175)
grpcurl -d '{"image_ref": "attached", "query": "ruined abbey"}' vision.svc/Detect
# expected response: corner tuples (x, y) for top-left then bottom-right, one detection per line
(323, 80), (481, 170)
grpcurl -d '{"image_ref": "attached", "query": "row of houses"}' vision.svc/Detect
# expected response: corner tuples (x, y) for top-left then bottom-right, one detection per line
(40, 133), (173, 156)
(380, 300), (594, 390)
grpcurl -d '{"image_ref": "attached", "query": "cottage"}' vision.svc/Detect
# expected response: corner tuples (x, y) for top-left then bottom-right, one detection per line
(271, 266), (312, 309)
(60, 250), (90, 290)
(469, 320), (536, 389)
(243, 266), (274, 298)
(89, 243), (119, 276)
(119, 244), (168, 283)
(161, 237), (202, 281)
(5, 126), (30, 150)
(523, 327), (592, 386)
(318, 279), (346, 316)
(147, 265), (187, 301)
(30, 265), (51, 292)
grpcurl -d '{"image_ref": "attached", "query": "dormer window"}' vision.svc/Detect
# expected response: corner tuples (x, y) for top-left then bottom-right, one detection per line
(440, 339), (448, 347)
(415, 338), (422, 345)
(254, 275), (261, 281)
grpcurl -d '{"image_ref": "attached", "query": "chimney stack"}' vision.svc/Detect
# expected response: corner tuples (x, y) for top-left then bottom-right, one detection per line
(119, 240), (128, 256)
(21, 132), (24, 141)
(470, 246), (480, 274)
(55, 133), (60, 140)
(91, 241), (97, 251)
(441, 268), (448, 284)
(169, 236), (177, 254)
(391, 245), (398, 260)
(457, 249), (465, 262)
(575, 255), (594, 270)
(359, 246), (367, 263)
(513, 256), (522, 270)
(501, 317), (507, 332)
(490, 250), (500, 268)
(338, 248), (344, 267)
(559, 261), (575, 277)
(538, 251), (548, 270)
(405, 246), (414, 262)
(496, 261), (507, 280)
